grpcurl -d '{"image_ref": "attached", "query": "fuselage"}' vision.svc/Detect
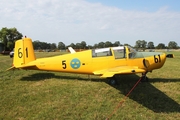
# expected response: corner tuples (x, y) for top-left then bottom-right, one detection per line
(9, 38), (166, 78)
(25, 46), (166, 75)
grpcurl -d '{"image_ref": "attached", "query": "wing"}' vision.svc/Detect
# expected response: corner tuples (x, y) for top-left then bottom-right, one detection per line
(93, 66), (146, 78)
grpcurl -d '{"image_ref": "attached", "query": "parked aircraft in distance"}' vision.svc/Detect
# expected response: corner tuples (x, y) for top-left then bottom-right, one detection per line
(7, 37), (166, 85)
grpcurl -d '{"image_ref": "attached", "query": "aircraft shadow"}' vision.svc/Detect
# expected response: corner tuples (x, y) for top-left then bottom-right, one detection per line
(20, 72), (57, 81)
(110, 75), (180, 113)
(20, 73), (180, 113)
(20, 72), (100, 81)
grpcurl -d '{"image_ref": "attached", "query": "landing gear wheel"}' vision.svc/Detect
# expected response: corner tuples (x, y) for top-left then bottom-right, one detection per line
(141, 72), (149, 82)
(141, 76), (149, 82)
(108, 77), (118, 85)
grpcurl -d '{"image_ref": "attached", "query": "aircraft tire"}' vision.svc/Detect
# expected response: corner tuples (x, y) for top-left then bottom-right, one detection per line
(141, 76), (149, 82)
(108, 78), (118, 85)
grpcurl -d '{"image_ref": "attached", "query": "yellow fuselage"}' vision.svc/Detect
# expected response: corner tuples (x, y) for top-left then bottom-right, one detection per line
(26, 49), (166, 75)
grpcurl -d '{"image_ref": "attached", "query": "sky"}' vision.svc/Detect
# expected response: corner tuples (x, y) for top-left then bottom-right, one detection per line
(0, 0), (180, 46)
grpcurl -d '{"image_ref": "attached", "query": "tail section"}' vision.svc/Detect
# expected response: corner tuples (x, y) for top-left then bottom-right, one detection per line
(13, 37), (36, 68)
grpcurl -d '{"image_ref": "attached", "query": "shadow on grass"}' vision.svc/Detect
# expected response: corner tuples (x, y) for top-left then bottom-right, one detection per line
(150, 78), (180, 83)
(20, 72), (180, 113)
(109, 75), (180, 113)
(20, 72), (101, 81)
(20, 73), (57, 81)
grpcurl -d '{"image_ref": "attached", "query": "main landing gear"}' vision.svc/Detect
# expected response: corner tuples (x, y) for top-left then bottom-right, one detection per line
(107, 75), (119, 85)
(141, 72), (149, 82)
(107, 73), (149, 85)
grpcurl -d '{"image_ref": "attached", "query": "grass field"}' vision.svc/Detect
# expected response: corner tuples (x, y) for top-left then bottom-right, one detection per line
(0, 51), (180, 120)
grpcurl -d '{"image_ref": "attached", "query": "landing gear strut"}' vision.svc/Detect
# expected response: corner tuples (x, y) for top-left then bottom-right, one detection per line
(141, 72), (149, 82)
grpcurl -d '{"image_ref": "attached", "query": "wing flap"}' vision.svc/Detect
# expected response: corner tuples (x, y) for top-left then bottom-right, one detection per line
(93, 66), (146, 78)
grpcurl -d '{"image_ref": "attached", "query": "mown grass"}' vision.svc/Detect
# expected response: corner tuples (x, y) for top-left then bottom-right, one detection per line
(0, 51), (180, 120)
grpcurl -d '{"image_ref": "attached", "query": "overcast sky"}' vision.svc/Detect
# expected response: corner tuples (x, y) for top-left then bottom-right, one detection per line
(0, 0), (180, 46)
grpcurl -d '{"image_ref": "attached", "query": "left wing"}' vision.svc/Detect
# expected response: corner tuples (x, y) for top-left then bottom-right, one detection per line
(93, 66), (146, 78)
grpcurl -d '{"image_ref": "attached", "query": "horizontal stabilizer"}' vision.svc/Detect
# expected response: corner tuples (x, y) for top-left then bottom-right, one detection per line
(18, 64), (37, 69)
(6, 64), (37, 71)
(6, 66), (16, 71)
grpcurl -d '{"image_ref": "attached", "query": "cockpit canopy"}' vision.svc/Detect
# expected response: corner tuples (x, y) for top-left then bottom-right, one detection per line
(92, 48), (112, 57)
(92, 46), (137, 59)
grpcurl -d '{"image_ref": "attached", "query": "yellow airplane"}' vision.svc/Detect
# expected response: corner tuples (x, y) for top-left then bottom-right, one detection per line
(7, 37), (166, 85)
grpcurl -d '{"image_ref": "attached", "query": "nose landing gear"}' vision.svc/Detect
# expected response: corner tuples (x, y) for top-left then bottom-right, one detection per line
(141, 72), (149, 82)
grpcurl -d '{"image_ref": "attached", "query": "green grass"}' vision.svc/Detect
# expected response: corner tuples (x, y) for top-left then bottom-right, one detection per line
(0, 51), (180, 120)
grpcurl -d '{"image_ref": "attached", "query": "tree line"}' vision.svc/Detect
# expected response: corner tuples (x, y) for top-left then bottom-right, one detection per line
(0, 27), (22, 51)
(0, 27), (179, 51)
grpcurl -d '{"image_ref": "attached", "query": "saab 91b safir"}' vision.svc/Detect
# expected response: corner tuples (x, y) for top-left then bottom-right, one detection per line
(7, 37), (166, 84)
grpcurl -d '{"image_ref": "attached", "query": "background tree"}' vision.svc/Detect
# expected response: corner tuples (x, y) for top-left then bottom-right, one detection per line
(33, 40), (41, 50)
(135, 40), (147, 51)
(33, 40), (53, 50)
(141, 40), (147, 51)
(80, 41), (87, 49)
(93, 44), (98, 48)
(104, 41), (113, 47)
(135, 40), (141, 48)
(50, 43), (57, 50)
(156, 43), (166, 49)
(124, 43), (131, 47)
(67, 43), (76, 49)
(98, 42), (105, 48)
(58, 42), (66, 50)
(87, 45), (93, 49)
(7, 41), (14, 50)
(0, 27), (23, 50)
(75, 43), (81, 49)
(113, 41), (121, 46)
(147, 41), (155, 49)
(41, 42), (50, 49)
(168, 41), (178, 49)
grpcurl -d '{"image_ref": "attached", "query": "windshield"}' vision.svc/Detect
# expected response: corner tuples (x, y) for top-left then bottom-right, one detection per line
(127, 46), (137, 58)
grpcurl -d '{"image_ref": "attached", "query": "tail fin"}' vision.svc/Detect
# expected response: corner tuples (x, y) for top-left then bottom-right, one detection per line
(13, 37), (36, 68)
